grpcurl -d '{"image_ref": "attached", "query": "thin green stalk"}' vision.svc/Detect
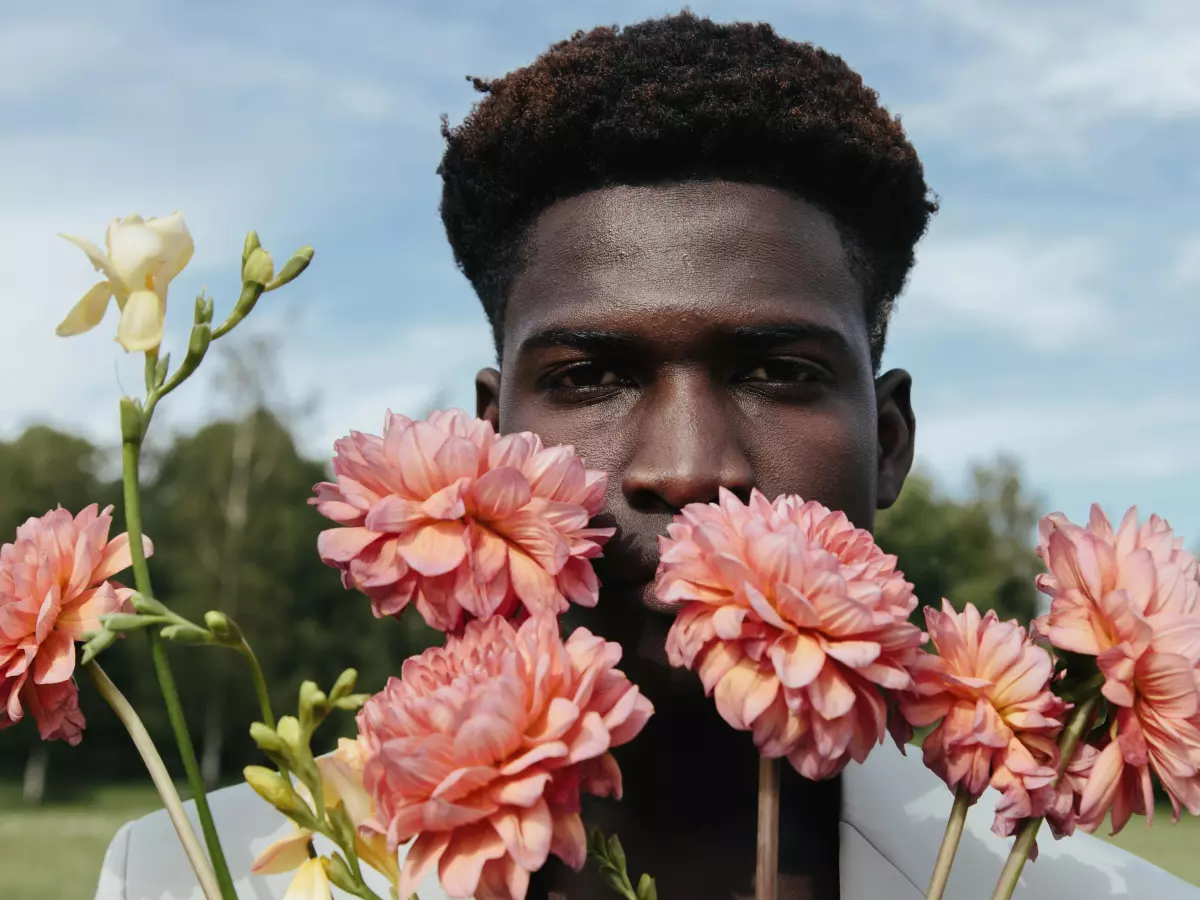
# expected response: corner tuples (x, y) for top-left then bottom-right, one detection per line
(990, 693), (1102, 900)
(122, 434), (237, 900)
(236, 641), (276, 728)
(926, 788), (972, 900)
(85, 661), (222, 900)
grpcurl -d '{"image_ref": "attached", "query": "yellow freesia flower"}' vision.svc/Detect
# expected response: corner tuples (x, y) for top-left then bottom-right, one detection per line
(57, 211), (194, 352)
(251, 738), (398, 897)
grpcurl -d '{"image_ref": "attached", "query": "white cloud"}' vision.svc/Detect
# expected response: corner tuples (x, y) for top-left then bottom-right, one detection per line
(1174, 234), (1200, 287)
(883, 0), (1200, 160)
(900, 233), (1110, 349)
(918, 395), (1200, 484)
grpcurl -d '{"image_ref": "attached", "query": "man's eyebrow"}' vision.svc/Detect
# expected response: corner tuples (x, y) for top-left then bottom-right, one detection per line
(518, 328), (643, 355)
(729, 323), (854, 352)
(518, 323), (855, 355)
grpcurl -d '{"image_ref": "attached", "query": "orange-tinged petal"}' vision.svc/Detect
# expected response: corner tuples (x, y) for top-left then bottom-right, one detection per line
(714, 658), (779, 730)
(394, 521), (467, 576)
(32, 631), (74, 685)
(768, 632), (825, 690)
(252, 830), (314, 874)
(469, 467), (532, 520)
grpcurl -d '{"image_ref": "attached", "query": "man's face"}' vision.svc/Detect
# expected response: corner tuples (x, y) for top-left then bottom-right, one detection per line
(476, 180), (915, 623)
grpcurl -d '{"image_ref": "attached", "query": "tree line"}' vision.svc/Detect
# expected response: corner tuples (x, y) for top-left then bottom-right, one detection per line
(0, 416), (1044, 798)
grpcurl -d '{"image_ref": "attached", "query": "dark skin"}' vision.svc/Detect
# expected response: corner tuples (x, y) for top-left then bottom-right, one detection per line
(475, 180), (916, 900)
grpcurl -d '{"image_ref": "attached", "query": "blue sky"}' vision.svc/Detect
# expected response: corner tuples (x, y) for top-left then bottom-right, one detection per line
(2, 0), (1198, 541)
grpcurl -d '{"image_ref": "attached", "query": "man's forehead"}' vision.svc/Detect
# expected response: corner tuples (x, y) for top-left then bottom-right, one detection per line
(520, 180), (850, 271)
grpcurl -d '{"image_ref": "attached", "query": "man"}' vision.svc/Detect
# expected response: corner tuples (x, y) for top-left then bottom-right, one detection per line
(442, 13), (927, 899)
(95, 13), (1199, 900)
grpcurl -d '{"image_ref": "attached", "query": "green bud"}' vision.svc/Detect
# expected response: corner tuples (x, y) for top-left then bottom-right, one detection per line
(129, 593), (168, 616)
(202, 297), (215, 324)
(637, 873), (658, 900)
(277, 716), (304, 751)
(243, 247), (275, 286)
(329, 668), (358, 702)
(243, 766), (314, 824)
(265, 246), (314, 291)
(607, 835), (627, 872)
(242, 231), (261, 273)
(601, 868), (628, 896)
(299, 681), (327, 715)
(80, 629), (118, 666)
(203, 610), (243, 644)
(187, 322), (212, 362)
(249, 722), (287, 757)
(322, 853), (358, 894)
(160, 623), (213, 644)
(333, 693), (370, 711)
(326, 802), (357, 852)
(119, 397), (143, 443)
(153, 354), (170, 389)
(101, 613), (164, 632)
(587, 827), (606, 859)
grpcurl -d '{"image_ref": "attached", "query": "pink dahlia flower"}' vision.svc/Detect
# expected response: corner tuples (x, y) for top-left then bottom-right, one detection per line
(313, 409), (613, 633)
(1037, 506), (1200, 831)
(0, 505), (150, 744)
(658, 488), (924, 780)
(357, 615), (652, 900)
(893, 602), (1068, 850)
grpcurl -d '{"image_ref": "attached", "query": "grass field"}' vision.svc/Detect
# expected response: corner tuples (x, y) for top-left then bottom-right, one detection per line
(1, 782), (1198, 899)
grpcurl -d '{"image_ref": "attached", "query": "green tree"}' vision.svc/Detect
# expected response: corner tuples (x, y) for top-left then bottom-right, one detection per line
(875, 457), (1044, 625)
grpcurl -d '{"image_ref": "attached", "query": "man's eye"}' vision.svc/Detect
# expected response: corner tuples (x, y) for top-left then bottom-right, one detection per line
(738, 359), (820, 383)
(553, 364), (624, 389)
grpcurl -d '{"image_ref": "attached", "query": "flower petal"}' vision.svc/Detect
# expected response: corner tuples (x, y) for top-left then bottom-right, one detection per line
(116, 289), (165, 352)
(56, 282), (114, 337)
(252, 830), (314, 874)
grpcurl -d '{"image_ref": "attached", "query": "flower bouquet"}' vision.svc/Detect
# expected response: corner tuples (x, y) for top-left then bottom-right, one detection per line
(3, 214), (1198, 900)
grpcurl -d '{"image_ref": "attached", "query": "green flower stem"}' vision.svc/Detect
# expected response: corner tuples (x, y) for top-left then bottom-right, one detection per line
(122, 433), (238, 900)
(236, 641), (276, 729)
(989, 693), (1103, 900)
(925, 788), (972, 900)
(85, 661), (222, 900)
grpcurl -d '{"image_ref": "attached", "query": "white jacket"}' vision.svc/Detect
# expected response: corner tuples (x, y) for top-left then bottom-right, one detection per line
(94, 747), (1198, 900)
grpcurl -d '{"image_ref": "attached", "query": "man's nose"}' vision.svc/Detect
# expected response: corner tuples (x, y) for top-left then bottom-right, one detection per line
(620, 374), (754, 513)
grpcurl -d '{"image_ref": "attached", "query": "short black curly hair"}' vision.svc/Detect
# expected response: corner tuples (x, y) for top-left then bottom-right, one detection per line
(439, 11), (936, 368)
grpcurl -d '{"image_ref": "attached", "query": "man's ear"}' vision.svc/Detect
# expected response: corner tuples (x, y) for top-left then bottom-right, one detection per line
(476, 367), (501, 429)
(875, 368), (915, 510)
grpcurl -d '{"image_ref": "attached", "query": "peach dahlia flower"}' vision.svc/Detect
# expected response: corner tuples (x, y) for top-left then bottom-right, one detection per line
(357, 615), (652, 900)
(0, 505), (150, 744)
(1037, 506), (1200, 832)
(893, 602), (1067, 847)
(658, 488), (924, 780)
(313, 409), (613, 633)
